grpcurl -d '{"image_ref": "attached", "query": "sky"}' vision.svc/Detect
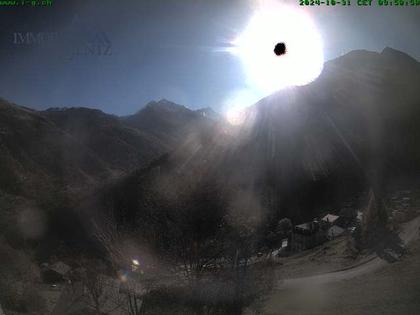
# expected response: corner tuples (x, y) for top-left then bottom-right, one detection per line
(0, 0), (419, 115)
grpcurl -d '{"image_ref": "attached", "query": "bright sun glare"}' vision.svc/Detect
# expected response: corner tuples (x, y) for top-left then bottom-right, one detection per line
(225, 3), (324, 125)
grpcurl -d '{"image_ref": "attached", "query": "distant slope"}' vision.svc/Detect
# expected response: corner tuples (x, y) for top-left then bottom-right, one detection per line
(0, 99), (111, 198)
(42, 107), (168, 174)
(0, 97), (224, 253)
(0, 98), (222, 198)
(121, 99), (223, 148)
(310, 47), (420, 178)
(215, 47), (420, 218)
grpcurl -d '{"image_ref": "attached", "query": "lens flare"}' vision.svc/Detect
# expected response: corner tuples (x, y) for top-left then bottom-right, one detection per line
(225, 2), (324, 125)
(230, 3), (324, 94)
(223, 89), (261, 126)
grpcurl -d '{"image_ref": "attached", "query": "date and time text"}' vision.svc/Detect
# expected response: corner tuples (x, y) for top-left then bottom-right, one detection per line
(300, 0), (420, 6)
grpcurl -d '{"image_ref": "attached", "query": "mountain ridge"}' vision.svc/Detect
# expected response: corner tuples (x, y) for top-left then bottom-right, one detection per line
(1, 47), (420, 255)
(97, 47), (420, 231)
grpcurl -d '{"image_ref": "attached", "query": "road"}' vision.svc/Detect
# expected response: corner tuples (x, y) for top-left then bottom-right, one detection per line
(48, 216), (420, 314)
(277, 215), (420, 289)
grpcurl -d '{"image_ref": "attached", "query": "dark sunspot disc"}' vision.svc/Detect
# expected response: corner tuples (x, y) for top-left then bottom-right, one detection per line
(274, 42), (286, 56)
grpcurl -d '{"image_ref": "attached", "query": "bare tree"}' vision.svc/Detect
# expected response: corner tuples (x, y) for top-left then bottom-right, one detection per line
(65, 258), (125, 315)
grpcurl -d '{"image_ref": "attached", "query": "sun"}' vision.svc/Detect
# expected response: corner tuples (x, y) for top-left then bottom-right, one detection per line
(228, 3), (324, 95)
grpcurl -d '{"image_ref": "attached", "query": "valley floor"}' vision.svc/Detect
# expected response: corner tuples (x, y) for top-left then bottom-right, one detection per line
(261, 217), (420, 315)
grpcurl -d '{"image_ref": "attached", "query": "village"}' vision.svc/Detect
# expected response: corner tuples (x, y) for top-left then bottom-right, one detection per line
(1, 189), (418, 315)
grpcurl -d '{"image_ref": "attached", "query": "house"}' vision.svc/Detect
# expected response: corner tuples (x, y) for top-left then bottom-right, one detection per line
(41, 261), (71, 284)
(292, 220), (326, 251)
(327, 225), (345, 239)
(294, 221), (318, 235)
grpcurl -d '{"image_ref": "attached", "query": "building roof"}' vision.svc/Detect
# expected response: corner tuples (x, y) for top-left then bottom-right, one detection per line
(295, 222), (311, 230)
(49, 261), (71, 275)
(322, 214), (340, 223)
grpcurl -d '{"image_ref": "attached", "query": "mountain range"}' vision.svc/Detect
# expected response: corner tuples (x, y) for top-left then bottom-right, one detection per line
(97, 47), (420, 232)
(1, 47), (420, 255)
